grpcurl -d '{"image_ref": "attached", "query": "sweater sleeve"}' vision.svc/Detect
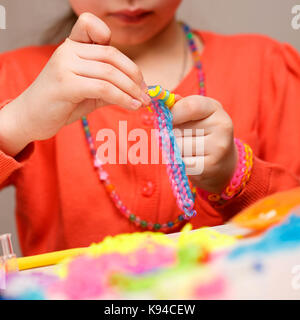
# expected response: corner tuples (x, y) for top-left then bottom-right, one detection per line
(0, 55), (34, 189)
(195, 40), (300, 223)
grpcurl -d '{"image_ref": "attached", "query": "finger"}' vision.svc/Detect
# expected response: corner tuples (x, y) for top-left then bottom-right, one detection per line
(75, 76), (143, 110)
(175, 136), (206, 157)
(69, 13), (111, 44)
(74, 59), (150, 105)
(73, 43), (146, 90)
(175, 113), (233, 140)
(173, 122), (208, 137)
(183, 156), (205, 176)
(172, 96), (218, 126)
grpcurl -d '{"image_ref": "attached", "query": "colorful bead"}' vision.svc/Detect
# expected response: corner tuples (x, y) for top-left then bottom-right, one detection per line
(154, 223), (161, 230)
(167, 222), (174, 228)
(140, 220), (148, 228)
(129, 214), (136, 221)
(99, 171), (108, 181)
(105, 184), (115, 192)
(187, 32), (193, 39)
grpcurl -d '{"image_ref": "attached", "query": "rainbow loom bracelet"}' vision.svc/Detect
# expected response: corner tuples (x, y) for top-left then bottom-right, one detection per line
(197, 138), (253, 205)
(148, 86), (196, 218)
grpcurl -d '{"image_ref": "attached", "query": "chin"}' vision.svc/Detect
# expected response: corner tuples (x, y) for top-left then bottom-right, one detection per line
(111, 31), (155, 46)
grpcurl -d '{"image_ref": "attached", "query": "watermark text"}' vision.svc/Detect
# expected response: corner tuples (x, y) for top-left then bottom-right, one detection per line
(291, 5), (300, 30)
(0, 5), (6, 30)
(291, 264), (300, 290)
(95, 121), (205, 175)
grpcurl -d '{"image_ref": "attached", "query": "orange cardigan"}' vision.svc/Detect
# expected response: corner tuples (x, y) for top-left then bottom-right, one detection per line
(1, 31), (300, 256)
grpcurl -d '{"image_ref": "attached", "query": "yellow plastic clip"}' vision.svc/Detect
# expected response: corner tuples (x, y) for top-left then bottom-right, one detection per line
(165, 93), (175, 109)
(148, 85), (161, 98)
(148, 85), (176, 109)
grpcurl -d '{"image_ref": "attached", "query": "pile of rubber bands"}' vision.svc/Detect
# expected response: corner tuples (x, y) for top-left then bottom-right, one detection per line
(1, 224), (236, 300)
(2, 211), (300, 299)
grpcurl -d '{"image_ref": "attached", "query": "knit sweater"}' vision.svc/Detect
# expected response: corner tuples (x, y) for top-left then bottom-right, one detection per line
(1, 31), (300, 256)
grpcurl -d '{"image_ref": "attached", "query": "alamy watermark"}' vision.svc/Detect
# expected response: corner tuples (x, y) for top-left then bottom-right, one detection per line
(291, 264), (300, 290)
(291, 5), (300, 30)
(0, 5), (6, 30)
(95, 121), (205, 176)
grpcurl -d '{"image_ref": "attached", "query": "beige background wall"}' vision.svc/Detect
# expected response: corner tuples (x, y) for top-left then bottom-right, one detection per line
(0, 0), (299, 256)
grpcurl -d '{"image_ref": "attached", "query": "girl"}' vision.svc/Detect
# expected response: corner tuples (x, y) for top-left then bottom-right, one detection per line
(0, 0), (300, 256)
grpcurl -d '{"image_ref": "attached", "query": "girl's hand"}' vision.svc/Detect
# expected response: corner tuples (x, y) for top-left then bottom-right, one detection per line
(0, 13), (150, 156)
(172, 95), (238, 193)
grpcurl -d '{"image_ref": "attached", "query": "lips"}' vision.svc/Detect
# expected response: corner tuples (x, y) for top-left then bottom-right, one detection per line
(110, 9), (153, 24)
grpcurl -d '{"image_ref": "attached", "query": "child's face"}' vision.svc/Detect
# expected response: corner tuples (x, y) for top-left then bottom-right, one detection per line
(69, 0), (182, 45)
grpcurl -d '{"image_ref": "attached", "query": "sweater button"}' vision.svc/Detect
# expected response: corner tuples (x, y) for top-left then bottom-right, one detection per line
(141, 181), (155, 197)
(141, 113), (154, 126)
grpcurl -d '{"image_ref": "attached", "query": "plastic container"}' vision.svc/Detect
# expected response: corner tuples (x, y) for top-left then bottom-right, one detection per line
(0, 233), (18, 272)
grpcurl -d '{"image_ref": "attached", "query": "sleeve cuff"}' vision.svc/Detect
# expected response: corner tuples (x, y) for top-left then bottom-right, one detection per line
(0, 142), (34, 186)
(0, 98), (35, 186)
(0, 99), (13, 110)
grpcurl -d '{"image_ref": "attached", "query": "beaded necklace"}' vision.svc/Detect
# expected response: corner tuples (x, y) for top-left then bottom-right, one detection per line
(81, 23), (205, 231)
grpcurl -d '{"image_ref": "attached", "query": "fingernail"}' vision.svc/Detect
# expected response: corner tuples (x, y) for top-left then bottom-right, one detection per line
(141, 92), (151, 105)
(141, 81), (148, 93)
(131, 99), (142, 110)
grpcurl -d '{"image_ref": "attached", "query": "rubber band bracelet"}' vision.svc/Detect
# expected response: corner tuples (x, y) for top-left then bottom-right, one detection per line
(197, 138), (253, 206)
